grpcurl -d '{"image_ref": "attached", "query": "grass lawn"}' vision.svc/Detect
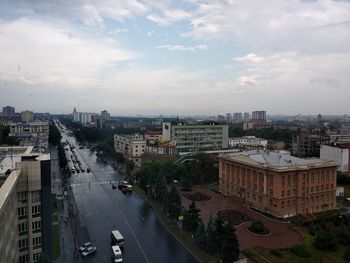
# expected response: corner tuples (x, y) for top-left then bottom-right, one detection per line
(52, 224), (61, 260)
(134, 185), (221, 263)
(246, 226), (346, 263)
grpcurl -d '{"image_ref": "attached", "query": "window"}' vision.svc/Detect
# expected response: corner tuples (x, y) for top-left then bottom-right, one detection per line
(281, 201), (285, 209)
(18, 223), (28, 234)
(18, 206), (27, 218)
(19, 254), (29, 263)
(18, 191), (27, 202)
(18, 238), (28, 249)
(32, 190), (41, 202)
(33, 236), (41, 247)
(281, 190), (285, 197)
(287, 190), (290, 197)
(33, 253), (41, 263)
(32, 221), (41, 232)
(32, 205), (41, 216)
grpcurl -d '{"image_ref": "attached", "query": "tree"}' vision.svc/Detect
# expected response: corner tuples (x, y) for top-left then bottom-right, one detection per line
(183, 201), (201, 233)
(249, 220), (269, 234)
(155, 174), (168, 203)
(194, 221), (206, 250)
(221, 222), (240, 263)
(314, 231), (337, 250)
(205, 216), (220, 254)
(190, 153), (217, 184)
(165, 185), (182, 220)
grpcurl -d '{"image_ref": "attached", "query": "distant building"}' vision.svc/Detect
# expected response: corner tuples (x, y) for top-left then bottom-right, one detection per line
(243, 112), (250, 122)
(217, 115), (225, 122)
(144, 130), (162, 141)
(292, 131), (329, 158)
(320, 144), (350, 175)
(243, 122), (254, 131)
(114, 134), (146, 167)
(100, 110), (111, 121)
(252, 111), (266, 126)
(219, 150), (337, 218)
(233, 112), (243, 123)
(226, 113), (232, 123)
(162, 121), (228, 153)
(0, 146), (52, 263)
(9, 122), (49, 153)
(2, 106), (15, 116)
(72, 108), (92, 125)
(228, 136), (268, 150)
(21, 111), (34, 122)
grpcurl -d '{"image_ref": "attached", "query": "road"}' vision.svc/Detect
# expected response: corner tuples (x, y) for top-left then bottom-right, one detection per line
(56, 121), (199, 263)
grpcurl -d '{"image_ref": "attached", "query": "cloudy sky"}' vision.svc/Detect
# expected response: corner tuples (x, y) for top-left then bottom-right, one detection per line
(0, 0), (349, 116)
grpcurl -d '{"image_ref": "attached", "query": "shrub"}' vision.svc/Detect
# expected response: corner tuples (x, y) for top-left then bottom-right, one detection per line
(271, 249), (282, 257)
(248, 220), (269, 235)
(314, 231), (337, 251)
(290, 243), (311, 257)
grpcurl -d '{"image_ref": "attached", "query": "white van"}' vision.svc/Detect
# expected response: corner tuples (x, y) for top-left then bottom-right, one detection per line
(111, 230), (125, 247)
(111, 245), (123, 262)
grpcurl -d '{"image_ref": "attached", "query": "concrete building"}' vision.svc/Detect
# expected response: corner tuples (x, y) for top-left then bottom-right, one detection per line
(243, 122), (254, 131)
(243, 112), (250, 122)
(100, 110), (111, 121)
(228, 136), (268, 150)
(114, 134), (146, 167)
(9, 122), (49, 153)
(226, 113), (232, 123)
(21, 111), (34, 122)
(72, 108), (92, 125)
(252, 111), (267, 126)
(292, 131), (329, 158)
(320, 144), (350, 175)
(219, 150), (337, 218)
(162, 121), (229, 153)
(0, 146), (52, 263)
(217, 115), (225, 122)
(3, 106), (15, 116)
(144, 130), (162, 141)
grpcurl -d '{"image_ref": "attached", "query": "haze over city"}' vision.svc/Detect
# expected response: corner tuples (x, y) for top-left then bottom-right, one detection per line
(0, 0), (349, 115)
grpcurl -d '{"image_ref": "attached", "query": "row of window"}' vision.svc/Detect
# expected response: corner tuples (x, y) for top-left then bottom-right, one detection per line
(19, 252), (41, 263)
(18, 236), (42, 250)
(18, 191), (41, 202)
(18, 205), (41, 218)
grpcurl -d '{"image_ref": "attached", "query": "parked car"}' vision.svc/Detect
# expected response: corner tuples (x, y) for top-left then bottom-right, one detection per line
(79, 242), (93, 253)
(126, 185), (132, 192)
(122, 187), (128, 194)
(112, 183), (116, 189)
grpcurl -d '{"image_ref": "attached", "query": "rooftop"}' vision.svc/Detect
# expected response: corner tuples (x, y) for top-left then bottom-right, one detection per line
(220, 150), (337, 171)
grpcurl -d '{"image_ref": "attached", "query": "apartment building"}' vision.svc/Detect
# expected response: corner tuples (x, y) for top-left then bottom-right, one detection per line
(72, 108), (92, 125)
(320, 144), (350, 175)
(219, 150), (337, 218)
(228, 136), (268, 150)
(144, 130), (162, 141)
(9, 122), (49, 153)
(252, 111), (267, 126)
(0, 146), (52, 263)
(162, 121), (229, 153)
(21, 111), (34, 122)
(292, 131), (330, 158)
(114, 134), (146, 167)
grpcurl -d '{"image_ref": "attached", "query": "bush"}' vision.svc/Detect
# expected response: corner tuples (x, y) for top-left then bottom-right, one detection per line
(271, 249), (282, 257)
(314, 231), (337, 250)
(290, 243), (310, 257)
(248, 220), (269, 235)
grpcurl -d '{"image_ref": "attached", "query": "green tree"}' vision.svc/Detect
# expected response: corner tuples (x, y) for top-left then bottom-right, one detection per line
(190, 153), (217, 184)
(205, 216), (219, 254)
(155, 174), (168, 203)
(194, 221), (206, 250)
(314, 231), (337, 250)
(183, 201), (201, 233)
(221, 222), (240, 263)
(164, 185), (182, 220)
(249, 220), (269, 234)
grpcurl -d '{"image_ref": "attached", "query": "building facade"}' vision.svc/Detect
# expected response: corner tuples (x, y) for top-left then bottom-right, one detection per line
(0, 146), (52, 263)
(144, 131), (163, 141)
(9, 122), (49, 153)
(243, 112), (250, 122)
(162, 121), (229, 153)
(252, 111), (267, 126)
(3, 106), (15, 116)
(72, 108), (92, 125)
(114, 134), (146, 167)
(233, 112), (243, 123)
(21, 111), (34, 123)
(219, 150), (337, 218)
(228, 136), (268, 150)
(320, 144), (350, 175)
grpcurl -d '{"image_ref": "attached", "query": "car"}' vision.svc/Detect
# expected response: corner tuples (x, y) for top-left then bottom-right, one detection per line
(87, 168), (91, 173)
(122, 187), (128, 194)
(79, 242), (93, 252)
(126, 185), (132, 192)
(80, 168), (85, 172)
(112, 183), (116, 189)
(81, 246), (97, 256)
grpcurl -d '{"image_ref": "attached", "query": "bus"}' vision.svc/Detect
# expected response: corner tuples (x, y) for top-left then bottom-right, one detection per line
(111, 230), (125, 247)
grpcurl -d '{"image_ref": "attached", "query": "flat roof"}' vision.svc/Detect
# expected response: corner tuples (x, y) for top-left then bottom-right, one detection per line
(220, 150), (337, 171)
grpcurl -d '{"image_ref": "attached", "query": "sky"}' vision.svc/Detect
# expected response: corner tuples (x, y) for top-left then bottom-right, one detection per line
(0, 0), (349, 116)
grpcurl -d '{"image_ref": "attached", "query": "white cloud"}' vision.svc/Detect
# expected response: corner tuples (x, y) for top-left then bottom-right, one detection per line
(147, 8), (192, 26)
(234, 53), (264, 63)
(156, 44), (207, 51)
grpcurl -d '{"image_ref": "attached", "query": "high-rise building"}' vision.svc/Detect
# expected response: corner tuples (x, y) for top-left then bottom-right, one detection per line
(233, 112), (243, 123)
(114, 134), (146, 167)
(162, 121), (229, 153)
(252, 111), (266, 126)
(243, 112), (250, 122)
(217, 115), (225, 122)
(219, 150), (337, 218)
(21, 111), (34, 122)
(72, 108), (92, 125)
(0, 146), (52, 263)
(226, 113), (232, 123)
(2, 106), (15, 116)
(100, 110), (111, 121)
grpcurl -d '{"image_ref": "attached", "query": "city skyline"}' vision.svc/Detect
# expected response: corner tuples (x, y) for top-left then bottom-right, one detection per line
(0, 0), (349, 115)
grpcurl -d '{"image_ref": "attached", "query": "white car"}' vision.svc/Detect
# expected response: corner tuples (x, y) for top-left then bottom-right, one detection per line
(79, 242), (92, 253)
(126, 185), (133, 192)
(81, 246), (97, 256)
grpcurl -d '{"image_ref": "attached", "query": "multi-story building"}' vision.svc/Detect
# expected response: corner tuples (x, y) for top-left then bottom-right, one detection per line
(243, 122), (254, 131)
(21, 111), (34, 122)
(162, 121), (229, 153)
(219, 150), (337, 218)
(3, 106), (15, 116)
(9, 122), (49, 153)
(243, 112), (250, 122)
(217, 115), (225, 122)
(114, 134), (146, 167)
(252, 111), (267, 126)
(0, 146), (52, 263)
(226, 113), (232, 123)
(233, 112), (243, 123)
(228, 136), (268, 150)
(144, 131), (162, 142)
(292, 131), (329, 158)
(72, 108), (92, 125)
(320, 144), (350, 175)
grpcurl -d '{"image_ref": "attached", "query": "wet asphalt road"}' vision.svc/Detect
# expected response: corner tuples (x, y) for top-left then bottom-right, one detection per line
(58, 124), (199, 263)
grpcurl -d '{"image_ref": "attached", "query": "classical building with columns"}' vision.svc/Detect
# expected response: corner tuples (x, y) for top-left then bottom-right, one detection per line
(219, 150), (337, 218)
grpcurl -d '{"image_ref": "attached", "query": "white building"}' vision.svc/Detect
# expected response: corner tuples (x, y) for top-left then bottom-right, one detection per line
(320, 144), (349, 174)
(9, 121), (49, 153)
(114, 134), (146, 167)
(162, 121), (228, 153)
(228, 136), (268, 149)
(72, 108), (92, 125)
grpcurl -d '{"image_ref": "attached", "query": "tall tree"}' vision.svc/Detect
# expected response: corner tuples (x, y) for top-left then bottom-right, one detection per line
(194, 221), (206, 250)
(205, 216), (219, 254)
(165, 185), (182, 220)
(221, 222), (240, 263)
(183, 201), (201, 233)
(155, 174), (168, 203)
